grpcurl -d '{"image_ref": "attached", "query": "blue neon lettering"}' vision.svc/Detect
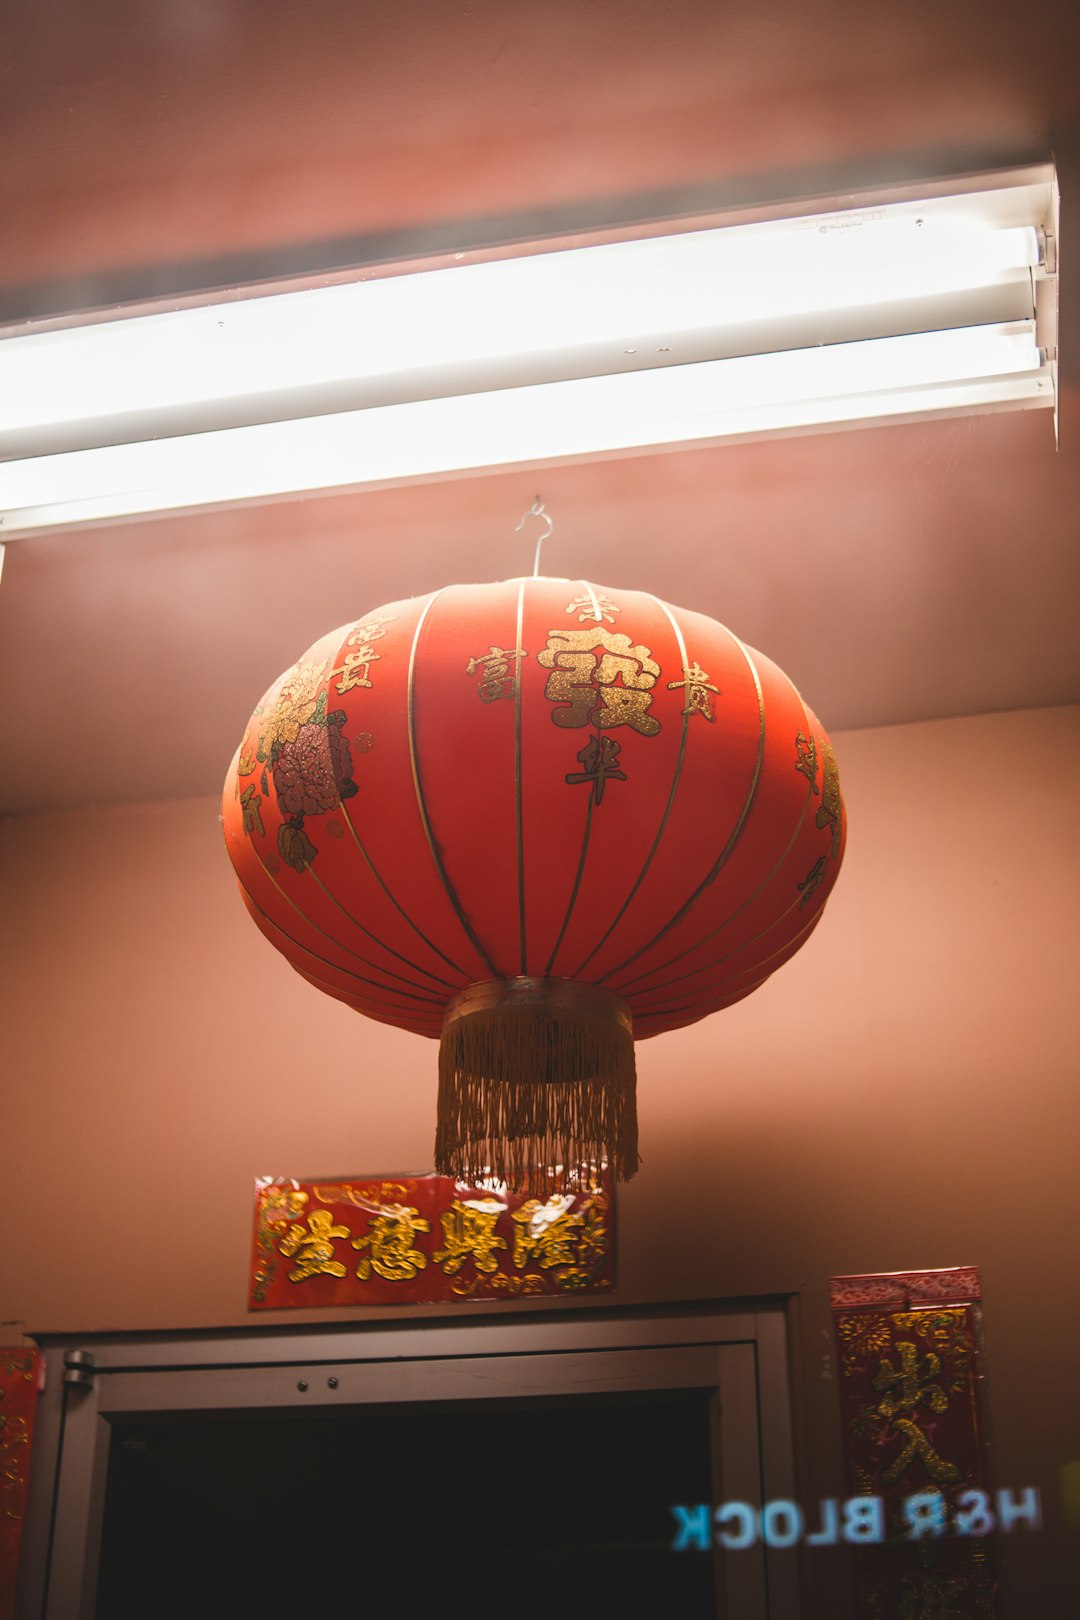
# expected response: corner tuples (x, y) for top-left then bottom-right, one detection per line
(805, 1499), (840, 1546)
(905, 1491), (947, 1539)
(842, 1495), (884, 1543)
(715, 1502), (757, 1549)
(953, 1489), (995, 1536)
(761, 1500), (804, 1548)
(671, 1505), (711, 1550)
(670, 1485), (1042, 1552)
(996, 1487), (1041, 1532)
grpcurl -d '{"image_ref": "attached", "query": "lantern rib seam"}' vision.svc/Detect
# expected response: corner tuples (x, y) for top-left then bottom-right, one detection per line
(570, 591), (692, 982)
(541, 575), (602, 979)
(633, 973), (772, 1027)
(234, 838), (455, 995)
(406, 588), (499, 979)
(296, 965), (443, 1017)
(298, 964), (447, 1020)
(610, 756), (817, 994)
(635, 915), (821, 1017)
(514, 577), (527, 976)
(543, 793), (593, 976)
(236, 878), (448, 1006)
(610, 690), (824, 996)
(304, 864), (460, 993)
(628, 899), (823, 1008)
(336, 781), (471, 982)
(596, 628), (768, 985)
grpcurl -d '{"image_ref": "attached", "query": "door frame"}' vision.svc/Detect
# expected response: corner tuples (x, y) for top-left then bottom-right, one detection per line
(16, 1298), (801, 1620)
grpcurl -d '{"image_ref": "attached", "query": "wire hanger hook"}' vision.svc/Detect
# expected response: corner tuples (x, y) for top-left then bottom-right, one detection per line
(515, 496), (554, 578)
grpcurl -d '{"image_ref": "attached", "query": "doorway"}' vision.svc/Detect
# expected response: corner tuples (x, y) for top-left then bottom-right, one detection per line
(98, 1389), (714, 1617)
(18, 1300), (800, 1619)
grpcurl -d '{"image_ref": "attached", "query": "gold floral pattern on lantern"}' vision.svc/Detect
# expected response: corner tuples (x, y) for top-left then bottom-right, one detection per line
(238, 650), (361, 869)
(795, 729), (818, 791)
(817, 737), (843, 858)
(255, 657), (328, 761)
(797, 854), (828, 908)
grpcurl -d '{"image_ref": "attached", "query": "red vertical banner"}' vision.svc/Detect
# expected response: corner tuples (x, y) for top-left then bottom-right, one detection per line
(831, 1268), (998, 1618)
(250, 1170), (615, 1308)
(0, 1349), (41, 1620)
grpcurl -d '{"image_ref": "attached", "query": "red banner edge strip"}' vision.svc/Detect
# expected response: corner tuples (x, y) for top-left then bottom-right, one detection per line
(829, 1265), (981, 1310)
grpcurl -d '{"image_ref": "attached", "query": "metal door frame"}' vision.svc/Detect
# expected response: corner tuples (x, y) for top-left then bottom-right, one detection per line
(16, 1299), (801, 1620)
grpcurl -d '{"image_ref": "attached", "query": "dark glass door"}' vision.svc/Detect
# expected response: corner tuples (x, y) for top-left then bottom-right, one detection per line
(95, 1388), (716, 1618)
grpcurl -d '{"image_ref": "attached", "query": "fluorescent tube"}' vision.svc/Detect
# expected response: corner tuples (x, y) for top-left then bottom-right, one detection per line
(0, 213), (1042, 441)
(0, 168), (1057, 535)
(0, 325), (1048, 534)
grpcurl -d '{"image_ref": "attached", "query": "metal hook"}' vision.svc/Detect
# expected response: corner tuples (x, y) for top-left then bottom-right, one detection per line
(515, 497), (554, 578)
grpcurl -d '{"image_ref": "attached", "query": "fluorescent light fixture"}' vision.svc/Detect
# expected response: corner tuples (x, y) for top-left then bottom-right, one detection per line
(0, 166), (1057, 535)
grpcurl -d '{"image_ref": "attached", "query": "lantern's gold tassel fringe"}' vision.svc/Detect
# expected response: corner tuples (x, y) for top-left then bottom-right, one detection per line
(435, 1003), (639, 1194)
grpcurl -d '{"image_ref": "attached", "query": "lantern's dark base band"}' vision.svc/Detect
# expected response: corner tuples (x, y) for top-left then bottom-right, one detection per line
(435, 977), (639, 1193)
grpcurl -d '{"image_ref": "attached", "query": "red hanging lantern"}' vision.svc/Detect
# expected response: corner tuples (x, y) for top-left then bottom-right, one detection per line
(223, 574), (845, 1189)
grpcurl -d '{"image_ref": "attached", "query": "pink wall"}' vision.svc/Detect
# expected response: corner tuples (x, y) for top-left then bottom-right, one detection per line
(3, 702), (1078, 1605)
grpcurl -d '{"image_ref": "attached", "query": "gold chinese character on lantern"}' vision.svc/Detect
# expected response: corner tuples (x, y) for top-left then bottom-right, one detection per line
(465, 646), (527, 703)
(564, 734), (627, 805)
(351, 1203), (432, 1281)
(332, 616), (398, 696)
(565, 590), (619, 624)
(537, 627), (661, 735)
(432, 1197), (508, 1275)
(279, 1209), (351, 1282)
(666, 660), (720, 721)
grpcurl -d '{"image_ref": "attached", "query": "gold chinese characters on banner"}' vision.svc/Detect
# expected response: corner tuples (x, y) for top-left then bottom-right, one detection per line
(0, 1350), (40, 1620)
(250, 1171), (614, 1308)
(831, 1266), (997, 1618)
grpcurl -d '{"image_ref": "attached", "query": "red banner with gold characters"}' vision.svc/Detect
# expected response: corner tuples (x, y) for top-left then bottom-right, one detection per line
(0, 1349), (41, 1620)
(831, 1267), (998, 1619)
(250, 1171), (614, 1308)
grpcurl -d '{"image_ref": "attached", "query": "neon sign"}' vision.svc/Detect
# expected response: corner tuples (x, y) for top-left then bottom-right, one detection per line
(672, 1487), (1042, 1550)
